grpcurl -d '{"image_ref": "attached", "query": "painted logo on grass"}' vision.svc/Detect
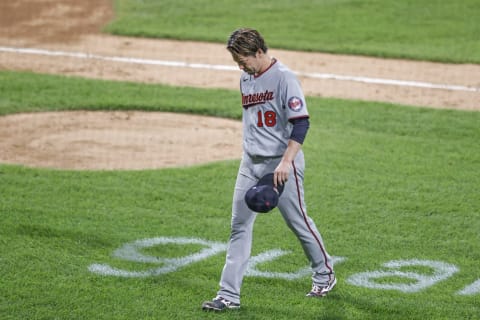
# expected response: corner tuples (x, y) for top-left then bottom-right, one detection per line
(89, 236), (479, 296)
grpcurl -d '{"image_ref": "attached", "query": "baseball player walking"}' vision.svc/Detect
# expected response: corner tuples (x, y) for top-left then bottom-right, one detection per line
(202, 28), (336, 312)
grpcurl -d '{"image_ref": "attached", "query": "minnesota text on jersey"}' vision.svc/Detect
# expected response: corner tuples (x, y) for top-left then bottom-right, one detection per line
(242, 90), (274, 108)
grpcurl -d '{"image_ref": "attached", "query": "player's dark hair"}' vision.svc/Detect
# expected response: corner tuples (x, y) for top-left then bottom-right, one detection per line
(227, 28), (268, 57)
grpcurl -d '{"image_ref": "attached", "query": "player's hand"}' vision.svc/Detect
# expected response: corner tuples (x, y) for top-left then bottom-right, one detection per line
(275, 139), (301, 187)
(273, 160), (291, 187)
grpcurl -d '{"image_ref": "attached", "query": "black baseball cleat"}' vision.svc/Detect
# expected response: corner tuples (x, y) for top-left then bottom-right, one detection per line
(202, 296), (240, 311)
(306, 276), (337, 298)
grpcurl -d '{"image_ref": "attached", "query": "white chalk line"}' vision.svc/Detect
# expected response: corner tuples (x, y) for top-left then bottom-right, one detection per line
(1, 46), (478, 92)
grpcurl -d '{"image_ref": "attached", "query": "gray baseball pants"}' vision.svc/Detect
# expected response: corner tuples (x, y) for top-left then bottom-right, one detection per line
(216, 151), (334, 304)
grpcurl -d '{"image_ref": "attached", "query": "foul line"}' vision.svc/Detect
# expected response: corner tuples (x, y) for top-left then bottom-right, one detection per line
(1, 46), (478, 92)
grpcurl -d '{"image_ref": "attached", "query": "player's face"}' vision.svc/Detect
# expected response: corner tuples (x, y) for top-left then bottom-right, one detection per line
(232, 53), (262, 75)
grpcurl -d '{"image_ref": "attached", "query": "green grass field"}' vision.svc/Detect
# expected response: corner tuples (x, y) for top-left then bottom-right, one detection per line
(1, 72), (479, 319)
(106, 0), (480, 64)
(1, 0), (480, 319)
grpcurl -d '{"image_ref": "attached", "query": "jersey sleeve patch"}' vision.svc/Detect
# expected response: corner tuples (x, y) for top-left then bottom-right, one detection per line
(288, 96), (304, 112)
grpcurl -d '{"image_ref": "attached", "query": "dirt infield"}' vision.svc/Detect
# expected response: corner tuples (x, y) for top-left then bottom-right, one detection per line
(0, 0), (479, 170)
(0, 111), (242, 170)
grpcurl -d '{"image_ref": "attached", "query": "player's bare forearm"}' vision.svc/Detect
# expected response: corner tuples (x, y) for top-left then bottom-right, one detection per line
(274, 139), (302, 187)
(282, 139), (302, 163)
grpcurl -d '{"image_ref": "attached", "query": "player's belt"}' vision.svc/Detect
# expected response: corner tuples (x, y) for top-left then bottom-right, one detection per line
(248, 154), (283, 163)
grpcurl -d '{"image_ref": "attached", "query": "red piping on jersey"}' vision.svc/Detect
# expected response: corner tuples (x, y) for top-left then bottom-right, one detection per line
(292, 161), (334, 279)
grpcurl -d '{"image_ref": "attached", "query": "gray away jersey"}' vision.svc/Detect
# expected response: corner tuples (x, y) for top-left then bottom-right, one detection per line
(240, 59), (309, 157)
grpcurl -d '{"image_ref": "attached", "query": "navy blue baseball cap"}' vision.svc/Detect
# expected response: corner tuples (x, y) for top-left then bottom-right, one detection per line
(244, 173), (285, 213)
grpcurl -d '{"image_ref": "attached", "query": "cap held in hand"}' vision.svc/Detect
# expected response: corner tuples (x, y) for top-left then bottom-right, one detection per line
(244, 173), (285, 213)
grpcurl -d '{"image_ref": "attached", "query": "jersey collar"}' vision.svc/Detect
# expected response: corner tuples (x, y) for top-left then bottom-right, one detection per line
(254, 58), (277, 78)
